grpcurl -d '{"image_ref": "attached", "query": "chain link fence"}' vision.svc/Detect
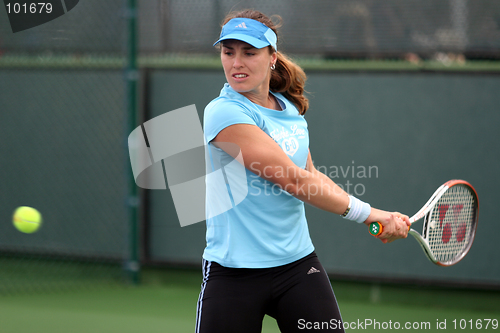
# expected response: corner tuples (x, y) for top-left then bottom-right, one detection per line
(0, 0), (499, 294)
(0, 0), (129, 294)
(2, 0), (500, 58)
(141, 0), (500, 59)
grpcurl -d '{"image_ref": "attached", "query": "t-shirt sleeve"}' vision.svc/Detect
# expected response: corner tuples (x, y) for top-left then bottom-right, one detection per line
(204, 99), (259, 143)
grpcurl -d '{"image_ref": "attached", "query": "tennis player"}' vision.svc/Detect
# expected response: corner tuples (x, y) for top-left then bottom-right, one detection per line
(196, 9), (410, 333)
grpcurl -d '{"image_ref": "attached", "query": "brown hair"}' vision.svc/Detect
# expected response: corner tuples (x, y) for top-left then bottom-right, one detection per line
(220, 9), (309, 115)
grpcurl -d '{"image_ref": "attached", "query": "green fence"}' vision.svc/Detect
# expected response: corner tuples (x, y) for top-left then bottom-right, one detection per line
(0, 69), (129, 293)
(0, 0), (131, 294)
(144, 69), (500, 288)
(1, 0), (500, 295)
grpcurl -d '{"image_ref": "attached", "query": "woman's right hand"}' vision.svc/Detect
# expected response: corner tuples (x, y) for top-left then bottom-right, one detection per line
(364, 208), (410, 243)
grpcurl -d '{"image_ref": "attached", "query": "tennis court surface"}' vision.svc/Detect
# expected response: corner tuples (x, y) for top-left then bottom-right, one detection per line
(0, 268), (498, 333)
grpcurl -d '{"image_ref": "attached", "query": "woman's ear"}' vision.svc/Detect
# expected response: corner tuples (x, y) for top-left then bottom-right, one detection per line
(271, 51), (278, 67)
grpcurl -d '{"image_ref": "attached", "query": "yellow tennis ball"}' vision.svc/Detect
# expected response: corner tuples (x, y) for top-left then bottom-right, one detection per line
(13, 206), (42, 233)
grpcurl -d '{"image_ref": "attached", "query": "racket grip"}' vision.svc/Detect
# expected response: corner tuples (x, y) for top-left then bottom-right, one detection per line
(368, 222), (410, 237)
(369, 222), (383, 236)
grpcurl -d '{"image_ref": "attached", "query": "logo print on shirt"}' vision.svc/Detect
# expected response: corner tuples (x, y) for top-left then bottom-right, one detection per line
(281, 137), (299, 157)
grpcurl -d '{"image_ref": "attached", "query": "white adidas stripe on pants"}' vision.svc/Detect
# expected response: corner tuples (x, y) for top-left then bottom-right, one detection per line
(195, 259), (211, 333)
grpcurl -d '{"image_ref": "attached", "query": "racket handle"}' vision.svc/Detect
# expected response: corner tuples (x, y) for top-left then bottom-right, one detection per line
(369, 222), (383, 236)
(368, 222), (410, 237)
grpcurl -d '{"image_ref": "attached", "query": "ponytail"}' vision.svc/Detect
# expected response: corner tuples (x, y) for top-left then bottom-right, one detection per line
(270, 52), (309, 115)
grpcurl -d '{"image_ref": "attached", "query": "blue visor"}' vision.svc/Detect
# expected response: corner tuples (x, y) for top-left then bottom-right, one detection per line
(213, 18), (277, 51)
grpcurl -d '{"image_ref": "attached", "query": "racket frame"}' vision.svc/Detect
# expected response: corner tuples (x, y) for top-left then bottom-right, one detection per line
(408, 179), (479, 266)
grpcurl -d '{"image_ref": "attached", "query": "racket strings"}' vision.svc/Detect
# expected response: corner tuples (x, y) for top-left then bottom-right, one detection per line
(426, 185), (476, 264)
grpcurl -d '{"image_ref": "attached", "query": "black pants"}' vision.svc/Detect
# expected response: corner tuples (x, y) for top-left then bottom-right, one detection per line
(195, 252), (345, 333)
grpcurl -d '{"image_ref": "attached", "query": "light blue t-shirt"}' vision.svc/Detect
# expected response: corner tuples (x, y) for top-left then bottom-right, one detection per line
(203, 83), (314, 268)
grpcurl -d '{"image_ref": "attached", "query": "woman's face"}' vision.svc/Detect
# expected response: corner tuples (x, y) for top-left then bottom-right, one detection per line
(221, 40), (276, 97)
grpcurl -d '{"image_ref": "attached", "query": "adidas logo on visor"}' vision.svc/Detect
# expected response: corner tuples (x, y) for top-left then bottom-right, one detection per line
(235, 22), (247, 28)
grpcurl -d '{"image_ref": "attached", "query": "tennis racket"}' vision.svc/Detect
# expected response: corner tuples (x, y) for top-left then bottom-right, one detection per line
(368, 179), (479, 266)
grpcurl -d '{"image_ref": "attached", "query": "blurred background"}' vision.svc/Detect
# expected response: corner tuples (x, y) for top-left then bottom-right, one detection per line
(0, 1), (499, 332)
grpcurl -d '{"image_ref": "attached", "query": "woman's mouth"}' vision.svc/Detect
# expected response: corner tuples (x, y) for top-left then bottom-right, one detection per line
(233, 73), (248, 79)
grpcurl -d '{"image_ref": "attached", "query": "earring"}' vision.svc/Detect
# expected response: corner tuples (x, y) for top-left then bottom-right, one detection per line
(271, 63), (276, 70)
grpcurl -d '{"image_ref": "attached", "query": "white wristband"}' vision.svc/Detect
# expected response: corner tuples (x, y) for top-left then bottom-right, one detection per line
(342, 195), (371, 223)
